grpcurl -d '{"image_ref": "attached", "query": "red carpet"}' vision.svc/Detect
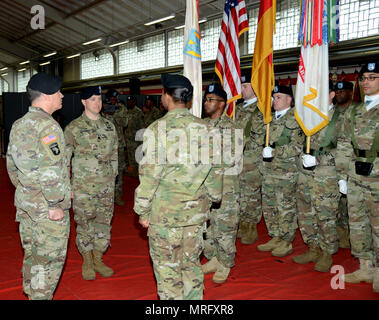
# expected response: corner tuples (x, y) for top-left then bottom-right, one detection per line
(0, 158), (377, 300)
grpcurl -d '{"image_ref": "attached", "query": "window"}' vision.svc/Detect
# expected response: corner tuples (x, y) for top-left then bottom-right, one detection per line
(81, 49), (114, 80)
(0, 77), (9, 95)
(17, 69), (32, 92)
(339, 0), (379, 40)
(119, 34), (165, 73)
(167, 29), (184, 67)
(201, 18), (222, 62)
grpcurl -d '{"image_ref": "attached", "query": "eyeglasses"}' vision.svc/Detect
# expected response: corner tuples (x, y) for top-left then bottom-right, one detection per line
(204, 97), (224, 103)
(358, 76), (379, 82)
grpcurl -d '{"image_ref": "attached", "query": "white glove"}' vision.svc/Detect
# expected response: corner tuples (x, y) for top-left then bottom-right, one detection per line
(302, 154), (317, 168)
(338, 180), (347, 195)
(262, 146), (273, 158)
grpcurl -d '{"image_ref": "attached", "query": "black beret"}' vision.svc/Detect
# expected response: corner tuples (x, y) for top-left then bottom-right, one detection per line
(81, 85), (102, 100)
(272, 85), (293, 98)
(145, 95), (153, 101)
(329, 80), (336, 91)
(241, 70), (251, 84)
(161, 73), (193, 92)
(359, 61), (378, 75)
(204, 83), (227, 102)
(127, 95), (136, 102)
(27, 73), (62, 95)
(336, 80), (353, 91)
(106, 88), (119, 98)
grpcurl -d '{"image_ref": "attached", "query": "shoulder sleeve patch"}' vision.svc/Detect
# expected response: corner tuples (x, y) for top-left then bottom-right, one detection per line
(42, 133), (58, 145)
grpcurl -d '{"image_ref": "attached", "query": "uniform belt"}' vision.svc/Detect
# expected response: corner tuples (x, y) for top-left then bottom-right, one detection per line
(353, 149), (379, 158)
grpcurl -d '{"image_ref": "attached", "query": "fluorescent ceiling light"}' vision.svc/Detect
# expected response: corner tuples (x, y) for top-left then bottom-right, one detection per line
(43, 51), (57, 57)
(67, 53), (80, 59)
(0, 67), (8, 71)
(40, 61), (51, 66)
(1, 73), (8, 76)
(18, 68), (26, 72)
(174, 19), (207, 30)
(109, 40), (129, 47)
(145, 14), (175, 26)
(83, 38), (102, 45)
(19, 60), (30, 65)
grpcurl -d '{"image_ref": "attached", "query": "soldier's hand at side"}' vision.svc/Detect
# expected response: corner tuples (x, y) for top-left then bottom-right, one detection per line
(139, 218), (149, 228)
(48, 208), (64, 221)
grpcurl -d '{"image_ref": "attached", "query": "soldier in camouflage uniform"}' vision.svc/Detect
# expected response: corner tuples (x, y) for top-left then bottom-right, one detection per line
(125, 95), (144, 177)
(294, 81), (341, 272)
(336, 61), (379, 293)
(334, 80), (358, 249)
(235, 71), (265, 245)
(201, 84), (243, 284)
(142, 95), (160, 128)
(102, 96), (128, 206)
(134, 74), (222, 300)
(258, 85), (304, 257)
(6, 73), (71, 300)
(65, 86), (118, 281)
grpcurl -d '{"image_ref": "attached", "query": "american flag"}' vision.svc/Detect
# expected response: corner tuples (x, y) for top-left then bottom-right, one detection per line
(215, 0), (249, 118)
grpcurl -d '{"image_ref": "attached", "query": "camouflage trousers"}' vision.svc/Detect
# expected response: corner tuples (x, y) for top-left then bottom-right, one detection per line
(115, 147), (126, 198)
(261, 168), (298, 241)
(126, 139), (141, 170)
(239, 161), (262, 224)
(296, 166), (340, 254)
(148, 223), (205, 300)
(18, 210), (70, 300)
(347, 171), (379, 266)
(204, 195), (240, 268)
(73, 184), (114, 254)
(336, 195), (349, 228)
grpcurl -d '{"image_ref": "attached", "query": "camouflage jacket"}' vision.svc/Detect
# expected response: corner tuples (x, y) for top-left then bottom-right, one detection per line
(143, 107), (161, 128)
(65, 112), (118, 194)
(205, 114), (242, 203)
(134, 108), (223, 227)
(103, 106), (128, 148)
(336, 100), (379, 181)
(125, 106), (144, 141)
(262, 107), (304, 174)
(6, 107), (71, 221)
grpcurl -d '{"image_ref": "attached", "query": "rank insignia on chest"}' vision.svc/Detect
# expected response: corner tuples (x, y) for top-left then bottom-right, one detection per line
(49, 142), (60, 155)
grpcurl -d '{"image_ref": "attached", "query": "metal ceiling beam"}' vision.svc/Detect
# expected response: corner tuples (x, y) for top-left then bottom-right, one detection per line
(0, 36), (38, 59)
(12, 0), (104, 42)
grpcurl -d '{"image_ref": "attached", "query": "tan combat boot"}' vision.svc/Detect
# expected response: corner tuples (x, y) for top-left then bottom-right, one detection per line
(237, 221), (247, 239)
(93, 250), (114, 277)
(241, 222), (258, 245)
(213, 263), (231, 284)
(373, 267), (379, 293)
(257, 237), (282, 252)
(293, 243), (321, 264)
(271, 240), (293, 257)
(114, 194), (125, 206)
(336, 226), (350, 249)
(202, 256), (220, 274)
(81, 251), (96, 280)
(314, 251), (333, 272)
(342, 259), (374, 283)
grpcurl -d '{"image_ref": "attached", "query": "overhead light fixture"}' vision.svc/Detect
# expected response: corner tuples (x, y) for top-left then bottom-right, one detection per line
(83, 38), (102, 45)
(109, 40), (129, 48)
(1, 73), (8, 77)
(40, 61), (51, 66)
(145, 14), (175, 26)
(174, 18), (207, 30)
(19, 60), (30, 65)
(18, 68), (27, 72)
(67, 53), (81, 59)
(43, 51), (57, 58)
(0, 67), (8, 71)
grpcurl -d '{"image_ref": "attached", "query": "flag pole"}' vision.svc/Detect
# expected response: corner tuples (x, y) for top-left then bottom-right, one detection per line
(265, 123), (270, 147)
(306, 135), (311, 154)
(233, 101), (236, 121)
